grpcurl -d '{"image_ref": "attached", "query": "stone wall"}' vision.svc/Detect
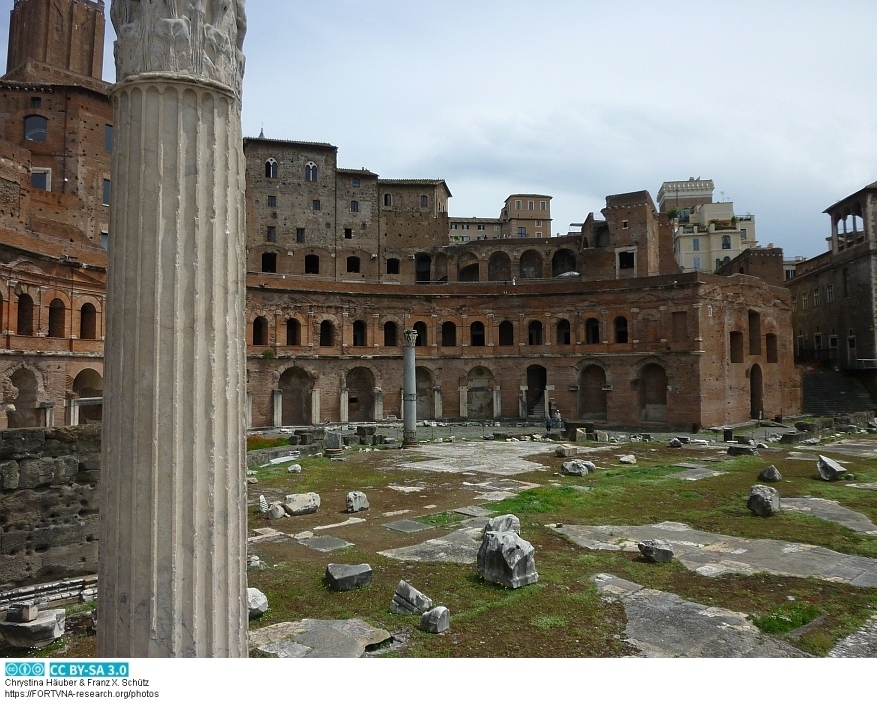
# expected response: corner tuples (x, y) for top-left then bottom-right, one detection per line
(0, 425), (100, 588)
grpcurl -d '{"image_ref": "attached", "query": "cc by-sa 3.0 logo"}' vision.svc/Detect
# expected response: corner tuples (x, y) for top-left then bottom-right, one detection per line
(5, 662), (45, 676)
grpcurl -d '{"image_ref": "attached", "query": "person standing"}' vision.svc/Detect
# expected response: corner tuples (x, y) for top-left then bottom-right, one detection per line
(545, 415), (553, 434)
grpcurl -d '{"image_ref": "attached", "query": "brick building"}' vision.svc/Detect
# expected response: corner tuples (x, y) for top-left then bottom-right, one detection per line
(787, 182), (877, 377)
(0, 0), (801, 431)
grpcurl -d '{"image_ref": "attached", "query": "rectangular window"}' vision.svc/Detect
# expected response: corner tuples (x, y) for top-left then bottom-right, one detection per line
(826, 283), (834, 303)
(266, 226), (276, 242)
(460, 236), (469, 242)
(740, 228), (747, 240)
(104, 125), (113, 152)
(477, 224), (485, 231)
(515, 200), (522, 209)
(535, 220), (542, 227)
(344, 228), (353, 239)
(350, 200), (359, 212)
(30, 168), (50, 191)
(802, 292), (808, 310)
(693, 256), (701, 271)
(528, 200), (534, 210)
(813, 287), (820, 307)
(494, 225), (500, 231)
(622, 220), (629, 229)
(312, 199), (321, 211)
(692, 238), (700, 252)
(352, 178), (360, 187)
(100, 231), (109, 250)
(31, 97), (42, 108)
(450, 223), (457, 230)
(792, 295), (797, 313)
(296, 228), (305, 243)
(517, 227), (527, 237)
(267, 195), (277, 207)
(540, 201), (547, 210)
(535, 232), (542, 237)
(102, 178), (111, 205)
(461, 223), (469, 230)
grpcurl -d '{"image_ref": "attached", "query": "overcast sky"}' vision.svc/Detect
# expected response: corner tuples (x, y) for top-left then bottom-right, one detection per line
(4, 0), (876, 258)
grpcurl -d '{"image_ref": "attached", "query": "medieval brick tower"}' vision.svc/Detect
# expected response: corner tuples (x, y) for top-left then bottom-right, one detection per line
(4, 0), (105, 85)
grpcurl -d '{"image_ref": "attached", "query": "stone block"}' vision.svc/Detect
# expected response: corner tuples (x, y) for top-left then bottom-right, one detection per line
(562, 460), (594, 476)
(346, 491), (369, 513)
(748, 485), (780, 517)
(282, 493), (321, 516)
(0, 608), (65, 648)
(296, 433), (314, 445)
(758, 465), (782, 482)
(727, 445), (758, 457)
(326, 563), (373, 591)
(817, 455), (846, 482)
(5, 603), (39, 623)
(18, 458), (56, 489)
(477, 531), (538, 589)
(484, 514), (521, 535)
(325, 432), (343, 450)
(619, 455), (637, 465)
(555, 444), (577, 458)
(638, 539), (674, 563)
(0, 428), (45, 459)
(0, 460), (20, 490)
(247, 587), (269, 619)
(575, 428), (589, 442)
(420, 606), (450, 634)
(390, 580), (433, 615)
(53, 456), (79, 483)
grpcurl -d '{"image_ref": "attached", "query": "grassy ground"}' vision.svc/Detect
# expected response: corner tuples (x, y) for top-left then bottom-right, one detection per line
(5, 433), (877, 658)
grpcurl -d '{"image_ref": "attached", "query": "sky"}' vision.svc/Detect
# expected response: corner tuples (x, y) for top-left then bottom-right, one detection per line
(3, 0), (876, 258)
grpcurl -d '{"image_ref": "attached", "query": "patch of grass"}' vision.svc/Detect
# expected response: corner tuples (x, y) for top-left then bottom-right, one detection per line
(531, 615), (568, 630)
(418, 511), (462, 529)
(751, 600), (822, 634)
(247, 435), (294, 452)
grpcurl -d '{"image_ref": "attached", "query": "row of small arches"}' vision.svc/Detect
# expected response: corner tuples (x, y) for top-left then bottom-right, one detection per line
(3, 293), (99, 339)
(251, 316), (633, 347)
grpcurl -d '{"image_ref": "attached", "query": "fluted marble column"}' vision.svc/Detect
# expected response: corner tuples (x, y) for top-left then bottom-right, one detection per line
(402, 330), (418, 447)
(98, 1), (248, 658)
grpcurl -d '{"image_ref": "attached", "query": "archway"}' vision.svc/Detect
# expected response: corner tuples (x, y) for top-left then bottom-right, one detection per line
(488, 252), (512, 281)
(467, 366), (494, 419)
(578, 365), (607, 420)
(279, 367), (313, 426)
(48, 299), (65, 338)
(639, 363), (668, 422)
(551, 249), (577, 277)
(519, 250), (543, 279)
(416, 366), (434, 420)
(347, 367), (375, 422)
(415, 254), (432, 283)
(73, 368), (103, 424)
(526, 364), (547, 417)
(750, 364), (764, 420)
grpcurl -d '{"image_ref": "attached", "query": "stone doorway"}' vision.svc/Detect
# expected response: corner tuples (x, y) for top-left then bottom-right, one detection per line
(279, 367), (313, 426)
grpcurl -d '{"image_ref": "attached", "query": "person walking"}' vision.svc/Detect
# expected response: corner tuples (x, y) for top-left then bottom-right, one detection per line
(545, 415), (553, 434)
(554, 410), (563, 431)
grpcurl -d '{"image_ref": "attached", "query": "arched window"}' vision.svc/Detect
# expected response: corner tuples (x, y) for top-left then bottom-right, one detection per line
(16, 294), (34, 335)
(253, 317), (268, 346)
(304, 254), (319, 274)
(24, 115), (47, 142)
(352, 320), (367, 346)
(585, 318), (600, 344)
(286, 318), (301, 346)
(383, 193), (392, 207)
(347, 256), (361, 273)
(384, 321), (398, 347)
(556, 318), (571, 345)
(721, 235), (731, 249)
(305, 161), (317, 182)
(261, 252), (277, 273)
(413, 321), (427, 347)
(528, 320), (543, 345)
(420, 195), (429, 208)
(470, 321), (485, 346)
(319, 320), (334, 347)
(498, 321), (514, 346)
(48, 299), (65, 338)
(80, 303), (97, 340)
(265, 158), (278, 179)
(441, 322), (457, 347)
(614, 316), (628, 344)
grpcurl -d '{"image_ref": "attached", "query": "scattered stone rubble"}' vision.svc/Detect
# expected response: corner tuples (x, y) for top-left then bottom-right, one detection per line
(477, 514), (538, 589)
(0, 603), (66, 648)
(390, 580), (433, 615)
(637, 539), (674, 563)
(346, 491), (369, 513)
(326, 563), (373, 591)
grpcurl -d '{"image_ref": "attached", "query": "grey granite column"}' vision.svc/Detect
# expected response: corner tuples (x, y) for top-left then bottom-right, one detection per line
(402, 329), (418, 447)
(98, 1), (248, 658)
